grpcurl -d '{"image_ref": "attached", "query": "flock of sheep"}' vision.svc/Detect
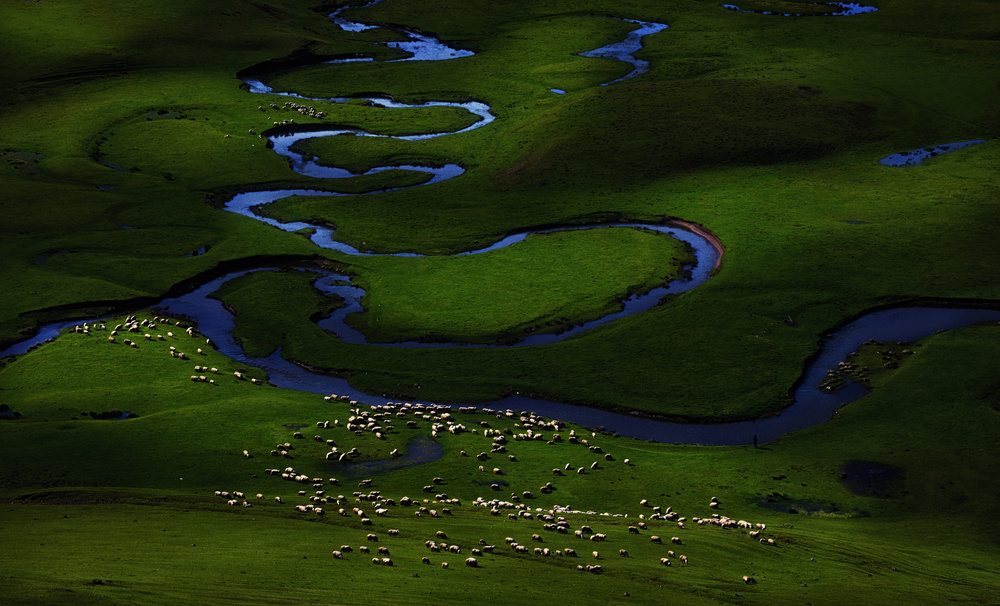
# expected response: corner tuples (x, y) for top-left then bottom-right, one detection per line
(80, 313), (272, 386)
(224, 394), (779, 583)
(69, 313), (777, 585)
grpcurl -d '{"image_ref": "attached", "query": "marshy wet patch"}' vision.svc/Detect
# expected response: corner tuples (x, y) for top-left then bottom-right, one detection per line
(756, 491), (868, 517)
(84, 409), (138, 420)
(2, 151), (45, 175)
(840, 460), (905, 498)
(879, 140), (988, 166)
(329, 435), (442, 477)
(0, 404), (22, 420)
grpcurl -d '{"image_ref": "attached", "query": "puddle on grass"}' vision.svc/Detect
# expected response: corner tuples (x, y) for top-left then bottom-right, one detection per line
(839, 459), (905, 498)
(329, 435), (443, 477)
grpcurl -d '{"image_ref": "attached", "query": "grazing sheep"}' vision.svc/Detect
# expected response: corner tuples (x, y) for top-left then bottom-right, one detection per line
(332, 550), (343, 559)
(619, 549), (629, 557)
(660, 557), (671, 566)
(367, 534), (378, 542)
(650, 535), (661, 544)
(679, 555), (688, 564)
(441, 562), (449, 568)
(671, 537), (682, 545)
(743, 576), (757, 584)
(592, 551), (599, 559)
(628, 526), (639, 534)
(359, 546), (370, 553)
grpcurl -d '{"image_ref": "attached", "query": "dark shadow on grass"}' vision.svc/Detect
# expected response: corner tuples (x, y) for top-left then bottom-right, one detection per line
(840, 460), (906, 498)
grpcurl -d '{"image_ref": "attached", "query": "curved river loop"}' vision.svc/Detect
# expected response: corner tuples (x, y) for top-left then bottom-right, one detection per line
(7, 1), (998, 445)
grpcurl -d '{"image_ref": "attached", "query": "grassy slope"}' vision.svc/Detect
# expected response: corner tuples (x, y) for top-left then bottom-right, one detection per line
(1, 317), (998, 603)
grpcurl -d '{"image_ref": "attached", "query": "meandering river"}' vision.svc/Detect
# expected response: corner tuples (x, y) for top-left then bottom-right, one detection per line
(7, 2), (997, 445)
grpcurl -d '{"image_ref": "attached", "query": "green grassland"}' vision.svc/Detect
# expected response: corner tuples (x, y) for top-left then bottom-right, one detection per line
(2, 0), (997, 419)
(2, 0), (999, 601)
(1, 316), (999, 603)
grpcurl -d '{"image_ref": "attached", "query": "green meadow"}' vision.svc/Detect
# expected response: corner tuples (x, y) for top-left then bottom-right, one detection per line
(1, 0), (998, 603)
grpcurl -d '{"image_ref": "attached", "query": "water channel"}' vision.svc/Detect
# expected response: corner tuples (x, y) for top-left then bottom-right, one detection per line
(6, 2), (997, 445)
